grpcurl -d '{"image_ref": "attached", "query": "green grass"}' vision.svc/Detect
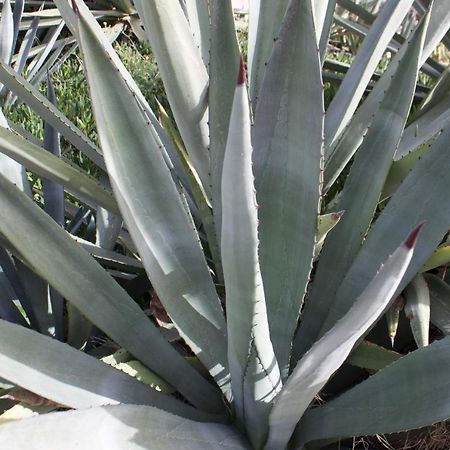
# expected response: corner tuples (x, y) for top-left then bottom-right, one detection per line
(6, 36), (167, 176)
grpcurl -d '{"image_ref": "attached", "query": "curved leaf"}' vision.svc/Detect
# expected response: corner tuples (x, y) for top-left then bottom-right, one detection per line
(253, 0), (324, 377)
(0, 319), (208, 420)
(184, 0), (210, 67)
(296, 335), (450, 446)
(0, 172), (224, 414)
(209, 0), (240, 240)
(319, 122), (450, 348)
(132, 0), (211, 195)
(0, 0), (13, 65)
(0, 126), (119, 215)
(325, 0), (414, 150)
(404, 273), (430, 347)
(43, 78), (64, 340)
(222, 59), (281, 448)
(314, 212), (344, 260)
(248, 0), (288, 106)
(347, 340), (401, 371)
(293, 7), (429, 361)
(395, 96), (450, 161)
(324, 0), (450, 191)
(0, 61), (104, 169)
(0, 405), (249, 450)
(265, 226), (421, 449)
(75, 2), (229, 394)
(422, 245), (450, 272)
(425, 273), (450, 335)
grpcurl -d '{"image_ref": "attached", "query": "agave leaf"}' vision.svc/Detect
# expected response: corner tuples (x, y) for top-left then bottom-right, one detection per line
(132, 0), (211, 196)
(66, 302), (92, 350)
(0, 268), (29, 327)
(293, 8), (428, 361)
(316, 124), (450, 351)
(184, 0), (210, 67)
(295, 334), (450, 446)
(25, 22), (64, 82)
(265, 225), (421, 449)
(0, 247), (39, 329)
(0, 126), (119, 215)
(0, 404), (249, 450)
(209, 0), (240, 241)
(248, 0), (289, 106)
(314, 0), (337, 58)
(101, 348), (132, 366)
(95, 172), (122, 251)
(414, 64), (450, 120)
(17, 16), (67, 32)
(381, 144), (429, 202)
(0, 61), (104, 169)
(222, 59), (281, 448)
(71, 236), (143, 274)
(0, 403), (55, 424)
(324, 0), (450, 191)
(395, 96), (450, 161)
(347, 340), (402, 371)
(154, 99), (194, 196)
(314, 212), (344, 260)
(57, 0), (192, 205)
(253, 0), (324, 377)
(31, 39), (80, 87)
(385, 295), (404, 347)
(0, 319), (210, 420)
(0, 0), (14, 65)
(95, 207), (122, 251)
(424, 273), (450, 335)
(11, 0), (23, 53)
(0, 107), (30, 195)
(50, 0), (77, 35)
(75, 2), (230, 396)
(0, 172), (224, 413)
(404, 273), (430, 347)
(13, 258), (54, 336)
(12, 17), (38, 77)
(157, 98), (223, 282)
(42, 78), (64, 340)
(422, 245), (450, 271)
(114, 360), (175, 394)
(325, 0), (414, 150)
(12, 36), (71, 63)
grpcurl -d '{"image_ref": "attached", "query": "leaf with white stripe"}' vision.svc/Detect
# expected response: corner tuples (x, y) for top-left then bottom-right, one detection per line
(325, 0), (414, 150)
(0, 319), (208, 420)
(293, 11), (428, 360)
(0, 172), (223, 413)
(132, 0), (211, 196)
(0, 405), (248, 450)
(265, 225), (423, 450)
(75, 1), (230, 395)
(296, 334), (450, 446)
(222, 58), (281, 449)
(253, 0), (324, 377)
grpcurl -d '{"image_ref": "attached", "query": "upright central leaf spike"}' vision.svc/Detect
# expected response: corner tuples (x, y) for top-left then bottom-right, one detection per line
(221, 57), (282, 448)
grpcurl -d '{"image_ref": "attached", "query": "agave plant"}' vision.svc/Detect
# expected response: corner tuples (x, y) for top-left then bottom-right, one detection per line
(0, 0), (450, 449)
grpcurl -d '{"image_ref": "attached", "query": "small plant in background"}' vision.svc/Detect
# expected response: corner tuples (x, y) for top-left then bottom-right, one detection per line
(0, 1), (450, 449)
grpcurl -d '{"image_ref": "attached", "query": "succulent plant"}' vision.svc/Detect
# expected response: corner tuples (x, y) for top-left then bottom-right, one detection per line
(0, 0), (450, 449)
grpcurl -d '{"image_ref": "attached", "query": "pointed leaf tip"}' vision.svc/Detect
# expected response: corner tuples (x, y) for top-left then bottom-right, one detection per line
(237, 55), (246, 85)
(404, 222), (426, 249)
(331, 211), (345, 221)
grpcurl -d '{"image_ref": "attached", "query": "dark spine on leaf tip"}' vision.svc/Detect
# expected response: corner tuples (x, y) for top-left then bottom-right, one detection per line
(404, 222), (425, 249)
